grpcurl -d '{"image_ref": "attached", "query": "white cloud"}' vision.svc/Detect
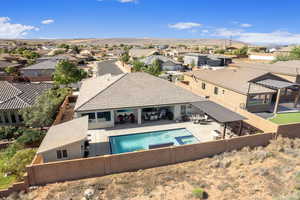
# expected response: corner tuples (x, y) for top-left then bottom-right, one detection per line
(118, 0), (137, 3)
(211, 28), (300, 44)
(240, 23), (252, 28)
(41, 19), (54, 25)
(0, 17), (38, 39)
(169, 22), (202, 30)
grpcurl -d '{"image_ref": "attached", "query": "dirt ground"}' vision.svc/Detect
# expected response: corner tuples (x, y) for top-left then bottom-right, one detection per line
(4, 137), (300, 200)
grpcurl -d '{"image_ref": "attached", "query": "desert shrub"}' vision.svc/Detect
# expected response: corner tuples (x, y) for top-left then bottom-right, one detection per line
(3, 142), (24, 159)
(2, 148), (36, 180)
(295, 172), (300, 190)
(0, 126), (21, 140)
(16, 129), (45, 146)
(20, 88), (70, 128)
(192, 188), (207, 199)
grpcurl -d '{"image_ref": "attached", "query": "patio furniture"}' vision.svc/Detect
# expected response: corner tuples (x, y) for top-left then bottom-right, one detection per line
(211, 130), (221, 140)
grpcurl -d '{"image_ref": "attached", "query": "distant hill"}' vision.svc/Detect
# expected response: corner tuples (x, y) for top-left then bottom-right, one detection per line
(58, 38), (246, 47)
(0, 38), (247, 48)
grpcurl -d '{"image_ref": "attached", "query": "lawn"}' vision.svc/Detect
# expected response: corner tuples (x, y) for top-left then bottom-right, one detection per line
(0, 152), (16, 190)
(269, 112), (300, 124)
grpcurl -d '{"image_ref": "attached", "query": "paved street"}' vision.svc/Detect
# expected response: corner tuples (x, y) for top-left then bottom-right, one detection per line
(97, 59), (124, 76)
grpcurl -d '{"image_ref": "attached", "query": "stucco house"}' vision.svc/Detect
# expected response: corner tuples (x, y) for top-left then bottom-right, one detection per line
(184, 53), (232, 68)
(0, 81), (52, 126)
(21, 55), (78, 79)
(20, 59), (57, 78)
(37, 116), (88, 163)
(140, 55), (183, 71)
(232, 61), (300, 83)
(183, 67), (300, 114)
(129, 48), (158, 58)
(74, 72), (205, 129)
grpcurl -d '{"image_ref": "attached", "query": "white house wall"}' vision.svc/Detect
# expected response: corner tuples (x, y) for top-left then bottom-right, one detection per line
(40, 140), (85, 163)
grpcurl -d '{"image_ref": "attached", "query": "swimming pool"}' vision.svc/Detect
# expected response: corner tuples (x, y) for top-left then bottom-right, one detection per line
(109, 128), (199, 154)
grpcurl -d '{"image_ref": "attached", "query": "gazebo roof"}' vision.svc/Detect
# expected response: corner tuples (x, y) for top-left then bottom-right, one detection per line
(255, 79), (300, 90)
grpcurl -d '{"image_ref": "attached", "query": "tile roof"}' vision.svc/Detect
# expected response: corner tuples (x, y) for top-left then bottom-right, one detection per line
(75, 72), (204, 112)
(0, 81), (52, 110)
(37, 116), (88, 154)
(185, 68), (276, 95)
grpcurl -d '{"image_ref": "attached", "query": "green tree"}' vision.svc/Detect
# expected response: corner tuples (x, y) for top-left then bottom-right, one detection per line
(16, 129), (45, 146)
(233, 46), (248, 56)
(120, 51), (130, 64)
(214, 49), (226, 54)
(289, 46), (300, 59)
(20, 88), (69, 128)
(3, 148), (36, 180)
(132, 60), (146, 72)
(144, 59), (162, 76)
(70, 45), (80, 54)
(22, 50), (40, 59)
(53, 60), (87, 86)
(4, 66), (16, 75)
(58, 43), (70, 49)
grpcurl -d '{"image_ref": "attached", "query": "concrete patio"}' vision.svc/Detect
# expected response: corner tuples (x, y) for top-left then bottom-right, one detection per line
(87, 120), (221, 157)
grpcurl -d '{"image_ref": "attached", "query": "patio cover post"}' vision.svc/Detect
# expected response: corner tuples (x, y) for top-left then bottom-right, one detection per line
(238, 121), (243, 136)
(273, 88), (281, 114)
(294, 87), (300, 108)
(137, 108), (142, 125)
(222, 123), (227, 139)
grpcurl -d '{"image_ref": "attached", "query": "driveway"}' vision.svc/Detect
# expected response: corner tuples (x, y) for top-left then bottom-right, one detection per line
(97, 59), (124, 76)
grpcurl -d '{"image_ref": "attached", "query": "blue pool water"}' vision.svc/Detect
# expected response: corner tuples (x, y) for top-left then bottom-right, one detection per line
(109, 128), (199, 154)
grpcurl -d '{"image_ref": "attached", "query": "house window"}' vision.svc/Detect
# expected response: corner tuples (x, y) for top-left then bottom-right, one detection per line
(56, 150), (62, 159)
(214, 87), (219, 95)
(97, 111), (111, 121)
(202, 83), (206, 90)
(56, 150), (68, 159)
(62, 150), (68, 158)
(82, 113), (96, 123)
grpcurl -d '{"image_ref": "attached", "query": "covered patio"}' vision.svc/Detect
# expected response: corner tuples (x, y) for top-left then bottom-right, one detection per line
(191, 101), (247, 139)
(249, 78), (300, 114)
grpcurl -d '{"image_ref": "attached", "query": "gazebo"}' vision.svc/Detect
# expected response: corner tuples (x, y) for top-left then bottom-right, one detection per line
(248, 78), (300, 114)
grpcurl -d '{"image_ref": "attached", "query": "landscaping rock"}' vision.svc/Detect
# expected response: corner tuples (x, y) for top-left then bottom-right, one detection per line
(219, 159), (231, 168)
(84, 188), (95, 199)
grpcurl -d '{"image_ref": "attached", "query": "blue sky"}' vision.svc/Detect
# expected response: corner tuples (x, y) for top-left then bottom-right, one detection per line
(1, 0), (300, 44)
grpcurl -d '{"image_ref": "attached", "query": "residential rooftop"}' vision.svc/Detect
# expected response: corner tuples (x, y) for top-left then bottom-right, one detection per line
(185, 68), (276, 95)
(0, 81), (52, 110)
(21, 59), (58, 70)
(37, 116), (88, 154)
(233, 60), (300, 77)
(140, 55), (181, 65)
(75, 72), (205, 112)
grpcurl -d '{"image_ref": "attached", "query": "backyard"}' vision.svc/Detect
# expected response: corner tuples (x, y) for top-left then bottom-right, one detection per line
(269, 112), (300, 124)
(0, 151), (16, 190)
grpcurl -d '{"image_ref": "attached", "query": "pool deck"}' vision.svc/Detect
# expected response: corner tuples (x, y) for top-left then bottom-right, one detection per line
(87, 121), (220, 157)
